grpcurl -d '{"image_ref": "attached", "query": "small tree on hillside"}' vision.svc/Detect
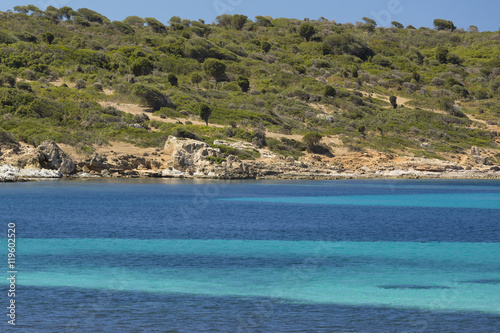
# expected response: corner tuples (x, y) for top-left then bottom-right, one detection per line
(303, 132), (322, 149)
(0, 73), (16, 88)
(131, 58), (153, 76)
(145, 17), (167, 33)
(203, 58), (226, 82)
(199, 103), (212, 126)
(391, 21), (404, 29)
(132, 84), (172, 111)
(389, 96), (398, 109)
(167, 73), (178, 87)
(237, 76), (250, 92)
(324, 85), (336, 98)
(358, 125), (366, 137)
(231, 14), (248, 30)
(191, 72), (203, 86)
(299, 23), (316, 41)
(43, 32), (54, 45)
(77, 8), (109, 24)
(433, 19), (456, 31)
(261, 41), (271, 53)
(436, 46), (449, 64)
(362, 17), (377, 27)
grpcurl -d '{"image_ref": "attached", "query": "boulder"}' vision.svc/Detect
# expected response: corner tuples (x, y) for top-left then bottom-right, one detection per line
(163, 136), (252, 179)
(37, 141), (75, 175)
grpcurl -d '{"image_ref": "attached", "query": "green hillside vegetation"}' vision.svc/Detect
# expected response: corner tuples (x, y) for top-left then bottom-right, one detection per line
(0, 6), (499, 162)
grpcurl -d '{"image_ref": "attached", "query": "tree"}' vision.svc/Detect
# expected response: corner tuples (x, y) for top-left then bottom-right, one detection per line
(303, 132), (322, 149)
(167, 73), (178, 87)
(391, 21), (404, 29)
(468, 25), (479, 33)
(123, 16), (146, 27)
(58, 6), (73, 20)
(191, 73), (203, 86)
(358, 125), (366, 136)
(436, 46), (449, 64)
(324, 85), (336, 98)
(77, 8), (108, 24)
(433, 19), (456, 31)
(169, 16), (181, 25)
(261, 41), (271, 53)
(131, 58), (153, 76)
(255, 16), (272, 27)
(362, 17), (377, 27)
(216, 14), (232, 28)
(203, 58), (226, 82)
(0, 73), (16, 88)
(199, 103), (212, 126)
(132, 84), (172, 111)
(231, 14), (248, 30)
(13, 6), (29, 14)
(237, 76), (250, 92)
(43, 32), (54, 45)
(299, 23), (316, 41)
(389, 96), (398, 109)
(145, 17), (167, 33)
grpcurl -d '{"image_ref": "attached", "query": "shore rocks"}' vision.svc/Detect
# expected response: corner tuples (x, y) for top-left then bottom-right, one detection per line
(37, 141), (76, 175)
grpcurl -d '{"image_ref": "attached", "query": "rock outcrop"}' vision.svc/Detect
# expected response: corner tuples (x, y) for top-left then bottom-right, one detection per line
(163, 136), (251, 178)
(38, 141), (76, 175)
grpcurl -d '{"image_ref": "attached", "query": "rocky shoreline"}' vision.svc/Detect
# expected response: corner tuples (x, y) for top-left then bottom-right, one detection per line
(1, 137), (500, 182)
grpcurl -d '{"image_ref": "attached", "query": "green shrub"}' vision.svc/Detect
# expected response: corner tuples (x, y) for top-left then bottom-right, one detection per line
(132, 84), (173, 110)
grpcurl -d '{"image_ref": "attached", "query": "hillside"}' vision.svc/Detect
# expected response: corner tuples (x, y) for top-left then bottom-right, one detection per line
(0, 6), (499, 179)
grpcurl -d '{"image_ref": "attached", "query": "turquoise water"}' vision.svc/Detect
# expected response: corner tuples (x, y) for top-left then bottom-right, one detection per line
(1, 179), (499, 332)
(10, 239), (500, 315)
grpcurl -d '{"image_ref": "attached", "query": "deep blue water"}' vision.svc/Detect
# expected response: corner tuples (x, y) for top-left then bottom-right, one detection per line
(1, 179), (499, 332)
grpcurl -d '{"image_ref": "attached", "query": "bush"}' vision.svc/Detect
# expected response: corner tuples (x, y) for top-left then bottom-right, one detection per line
(203, 58), (226, 82)
(323, 33), (373, 60)
(231, 14), (248, 30)
(191, 72), (203, 86)
(261, 41), (271, 53)
(15, 81), (32, 92)
(324, 85), (336, 98)
(167, 73), (178, 87)
(303, 132), (322, 148)
(0, 73), (16, 88)
(0, 128), (19, 149)
(145, 17), (167, 33)
(111, 21), (135, 35)
(43, 32), (55, 44)
(131, 58), (154, 76)
(299, 23), (316, 41)
(372, 54), (392, 68)
(0, 31), (17, 45)
(132, 84), (173, 110)
(237, 76), (250, 92)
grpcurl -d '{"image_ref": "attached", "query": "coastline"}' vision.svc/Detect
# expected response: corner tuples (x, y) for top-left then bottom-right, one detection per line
(1, 137), (499, 183)
(2, 166), (500, 182)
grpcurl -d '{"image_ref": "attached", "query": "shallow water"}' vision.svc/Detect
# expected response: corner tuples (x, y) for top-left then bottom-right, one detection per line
(1, 179), (499, 332)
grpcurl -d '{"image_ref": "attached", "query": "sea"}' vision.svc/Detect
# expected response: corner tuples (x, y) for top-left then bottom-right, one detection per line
(0, 179), (499, 332)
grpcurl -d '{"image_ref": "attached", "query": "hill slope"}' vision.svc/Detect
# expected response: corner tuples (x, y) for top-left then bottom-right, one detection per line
(0, 7), (499, 178)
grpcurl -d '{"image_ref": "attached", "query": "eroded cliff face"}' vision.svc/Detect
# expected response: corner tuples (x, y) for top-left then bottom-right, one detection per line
(1, 137), (500, 182)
